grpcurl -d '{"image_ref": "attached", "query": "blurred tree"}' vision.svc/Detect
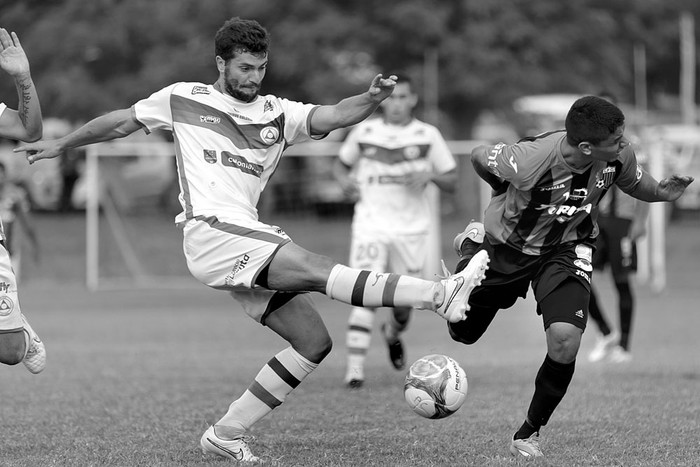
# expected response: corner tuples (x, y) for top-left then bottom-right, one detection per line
(0, 0), (698, 137)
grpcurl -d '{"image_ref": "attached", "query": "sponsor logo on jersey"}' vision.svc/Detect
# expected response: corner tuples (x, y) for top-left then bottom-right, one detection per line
(404, 146), (421, 160)
(574, 259), (593, 272)
(538, 183), (566, 192)
(575, 244), (593, 261)
(0, 282), (9, 293)
(0, 295), (14, 316)
(222, 153), (263, 177)
(264, 100), (274, 112)
(224, 254), (250, 286)
(259, 126), (280, 145)
(636, 164), (643, 180)
(200, 115), (221, 124)
(508, 154), (518, 173)
(203, 149), (217, 164)
(487, 143), (506, 171)
(575, 270), (591, 283)
(563, 188), (588, 201)
(536, 202), (593, 222)
(191, 86), (210, 95)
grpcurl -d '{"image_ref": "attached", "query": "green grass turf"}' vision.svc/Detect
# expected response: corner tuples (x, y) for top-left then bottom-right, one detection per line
(1, 213), (699, 466)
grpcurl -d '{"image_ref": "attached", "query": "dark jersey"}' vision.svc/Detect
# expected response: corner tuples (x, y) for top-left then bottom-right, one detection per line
(482, 131), (643, 255)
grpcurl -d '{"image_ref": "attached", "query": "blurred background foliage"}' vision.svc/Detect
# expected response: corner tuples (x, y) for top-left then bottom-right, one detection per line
(1, 0), (699, 137)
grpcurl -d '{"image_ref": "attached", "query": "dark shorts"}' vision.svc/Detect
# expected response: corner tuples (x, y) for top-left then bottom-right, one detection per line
(449, 238), (592, 345)
(592, 216), (636, 280)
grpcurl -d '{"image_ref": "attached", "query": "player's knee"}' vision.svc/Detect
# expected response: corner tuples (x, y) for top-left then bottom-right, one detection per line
(545, 323), (582, 363)
(296, 333), (333, 363)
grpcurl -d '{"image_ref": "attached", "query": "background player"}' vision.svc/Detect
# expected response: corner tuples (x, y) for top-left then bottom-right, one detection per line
(16, 17), (489, 463)
(0, 27), (45, 374)
(451, 96), (692, 458)
(333, 74), (457, 387)
(588, 91), (649, 363)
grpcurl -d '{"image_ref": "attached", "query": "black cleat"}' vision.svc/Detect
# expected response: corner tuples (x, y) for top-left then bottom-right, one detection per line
(382, 323), (406, 370)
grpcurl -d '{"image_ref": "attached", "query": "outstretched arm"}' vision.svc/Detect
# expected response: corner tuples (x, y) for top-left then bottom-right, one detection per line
(309, 74), (397, 135)
(627, 171), (694, 203)
(15, 108), (141, 163)
(0, 28), (42, 142)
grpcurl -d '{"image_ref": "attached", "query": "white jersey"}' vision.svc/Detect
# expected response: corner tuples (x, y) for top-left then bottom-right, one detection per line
(339, 118), (456, 234)
(132, 82), (320, 224)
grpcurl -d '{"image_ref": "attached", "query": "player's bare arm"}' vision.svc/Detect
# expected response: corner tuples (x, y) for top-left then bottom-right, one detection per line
(309, 74), (397, 135)
(626, 171), (694, 202)
(0, 28), (42, 142)
(16, 108), (141, 164)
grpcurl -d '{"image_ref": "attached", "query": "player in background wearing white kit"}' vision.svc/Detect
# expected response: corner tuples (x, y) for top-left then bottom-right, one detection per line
(0, 27), (45, 375)
(17, 18), (489, 463)
(333, 75), (457, 387)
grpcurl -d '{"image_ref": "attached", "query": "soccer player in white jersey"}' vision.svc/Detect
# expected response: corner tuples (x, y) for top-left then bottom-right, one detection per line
(333, 75), (457, 388)
(0, 27), (46, 374)
(16, 17), (489, 463)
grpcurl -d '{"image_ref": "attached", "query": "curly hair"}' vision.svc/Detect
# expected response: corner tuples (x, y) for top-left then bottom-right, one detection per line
(565, 96), (625, 146)
(215, 17), (270, 62)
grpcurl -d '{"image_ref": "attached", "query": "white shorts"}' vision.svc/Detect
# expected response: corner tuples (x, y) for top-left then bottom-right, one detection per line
(182, 216), (299, 322)
(349, 230), (428, 278)
(0, 244), (23, 332)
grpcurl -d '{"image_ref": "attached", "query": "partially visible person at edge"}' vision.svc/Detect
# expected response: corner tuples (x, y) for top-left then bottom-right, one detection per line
(15, 17), (489, 463)
(587, 90), (649, 364)
(0, 161), (39, 281)
(450, 95), (692, 458)
(0, 26), (45, 374)
(333, 73), (457, 388)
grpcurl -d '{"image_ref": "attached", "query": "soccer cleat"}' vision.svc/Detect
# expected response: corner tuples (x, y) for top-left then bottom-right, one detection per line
(608, 345), (632, 363)
(435, 250), (490, 323)
(21, 314), (46, 374)
(381, 323), (405, 370)
(510, 432), (544, 458)
(200, 426), (259, 463)
(347, 379), (364, 389)
(588, 331), (619, 363)
(453, 221), (485, 259)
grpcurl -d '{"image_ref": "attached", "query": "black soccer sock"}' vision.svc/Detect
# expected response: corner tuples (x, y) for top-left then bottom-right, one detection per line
(514, 419), (538, 440)
(523, 354), (576, 433)
(616, 281), (633, 350)
(588, 288), (611, 336)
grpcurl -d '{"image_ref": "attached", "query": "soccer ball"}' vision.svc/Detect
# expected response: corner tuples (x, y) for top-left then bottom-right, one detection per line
(404, 354), (468, 419)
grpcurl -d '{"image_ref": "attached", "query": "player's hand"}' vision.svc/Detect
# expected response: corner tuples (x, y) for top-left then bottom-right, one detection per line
(0, 28), (30, 77)
(14, 140), (64, 164)
(368, 74), (397, 102)
(403, 171), (433, 191)
(657, 175), (694, 201)
(628, 221), (646, 241)
(338, 175), (359, 201)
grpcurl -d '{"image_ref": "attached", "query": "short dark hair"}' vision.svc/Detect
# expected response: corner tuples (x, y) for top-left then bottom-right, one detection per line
(565, 95), (625, 146)
(215, 17), (270, 62)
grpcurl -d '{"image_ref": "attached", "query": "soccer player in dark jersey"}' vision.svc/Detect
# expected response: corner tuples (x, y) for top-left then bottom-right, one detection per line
(451, 95), (693, 458)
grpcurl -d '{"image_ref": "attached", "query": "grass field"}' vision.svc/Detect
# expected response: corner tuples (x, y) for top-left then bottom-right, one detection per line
(1, 212), (699, 466)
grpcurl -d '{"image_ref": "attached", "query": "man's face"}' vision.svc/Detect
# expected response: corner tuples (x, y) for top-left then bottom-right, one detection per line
(585, 125), (629, 162)
(218, 51), (268, 103)
(380, 82), (417, 125)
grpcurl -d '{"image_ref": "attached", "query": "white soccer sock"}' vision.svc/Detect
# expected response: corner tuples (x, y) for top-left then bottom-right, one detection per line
(215, 347), (318, 438)
(326, 264), (440, 310)
(345, 307), (374, 381)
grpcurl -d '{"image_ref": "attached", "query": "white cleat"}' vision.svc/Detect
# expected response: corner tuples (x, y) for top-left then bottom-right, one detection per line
(435, 250), (490, 323)
(21, 314), (46, 374)
(588, 331), (619, 363)
(200, 426), (260, 464)
(510, 432), (544, 458)
(607, 345), (632, 363)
